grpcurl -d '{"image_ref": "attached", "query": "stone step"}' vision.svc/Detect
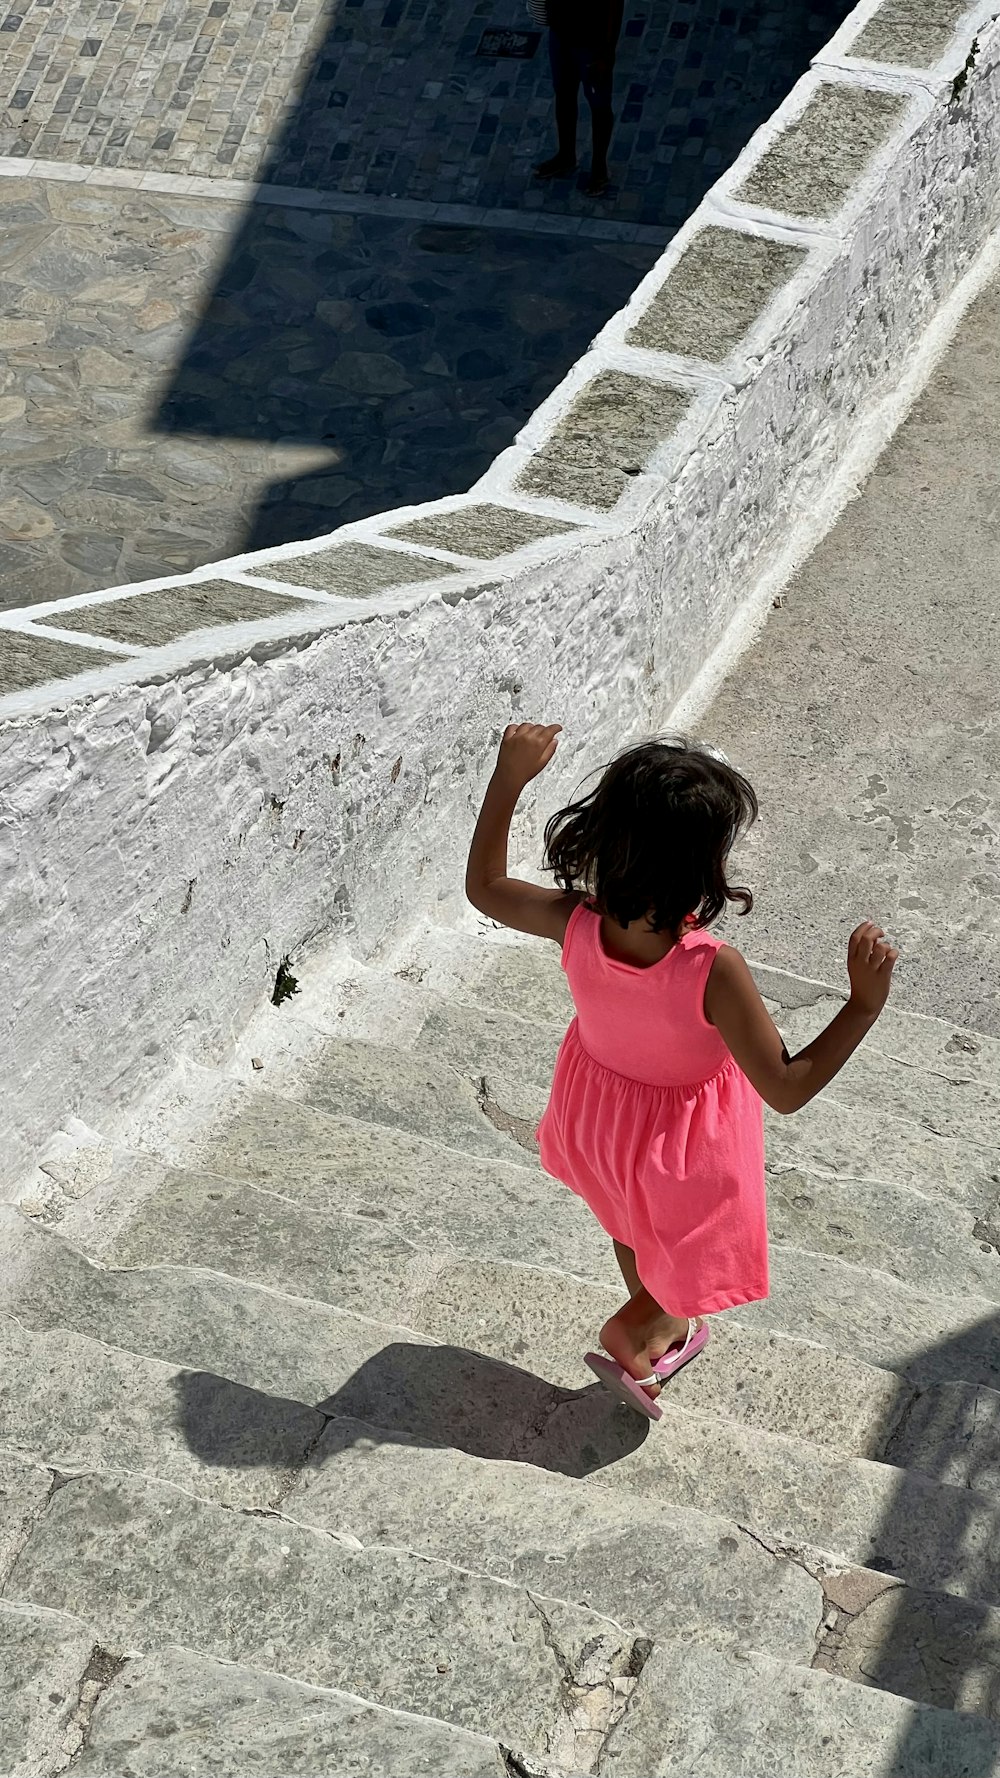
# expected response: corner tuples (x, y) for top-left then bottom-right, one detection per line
(82, 1174), (905, 1458)
(9, 1464), (1000, 1762)
(102, 1116), (1000, 1339)
(129, 1060), (1000, 1324)
(742, 1245), (1000, 1391)
(400, 926), (1000, 1099)
(0, 1450), (52, 1588)
(389, 924), (575, 1028)
(120, 1070), (1000, 1390)
(18, 1193), (1000, 1605)
(389, 929), (1000, 1201)
(760, 975), (1000, 1091)
(766, 1163), (1000, 1299)
(0, 1316), (323, 1513)
(69, 1642), (513, 1778)
(0, 1317), (842, 1661)
(0, 1466), (685, 1768)
(0, 1599), (105, 1778)
(1, 1205), (897, 1479)
(144, 1083), (612, 1283)
(64, 1181), (1000, 1602)
(292, 1407), (1000, 1614)
(86, 1166), (1000, 1478)
(413, 995), (999, 1202)
(603, 1639), (1000, 1777)
(763, 1093), (999, 1212)
(284, 1032), (529, 1164)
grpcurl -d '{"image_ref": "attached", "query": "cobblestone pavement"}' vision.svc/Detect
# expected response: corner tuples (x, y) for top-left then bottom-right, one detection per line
(1, 0), (852, 228)
(0, 0), (855, 606)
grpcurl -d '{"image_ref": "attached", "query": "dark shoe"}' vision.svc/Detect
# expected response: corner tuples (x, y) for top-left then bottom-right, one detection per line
(534, 154), (577, 178)
(585, 167), (611, 196)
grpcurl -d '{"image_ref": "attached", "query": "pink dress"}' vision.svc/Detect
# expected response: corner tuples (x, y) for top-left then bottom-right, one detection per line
(535, 901), (768, 1317)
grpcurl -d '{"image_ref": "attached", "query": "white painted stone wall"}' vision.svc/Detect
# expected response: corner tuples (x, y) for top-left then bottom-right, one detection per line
(2, 2), (1000, 1191)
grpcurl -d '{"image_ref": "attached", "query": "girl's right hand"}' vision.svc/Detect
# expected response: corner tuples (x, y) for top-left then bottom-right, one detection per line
(847, 921), (899, 1017)
(494, 722), (562, 789)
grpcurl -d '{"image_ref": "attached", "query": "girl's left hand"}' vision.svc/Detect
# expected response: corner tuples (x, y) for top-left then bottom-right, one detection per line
(494, 722), (562, 787)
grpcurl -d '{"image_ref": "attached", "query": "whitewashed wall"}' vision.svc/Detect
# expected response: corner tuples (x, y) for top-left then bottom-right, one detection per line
(2, 3), (1000, 1191)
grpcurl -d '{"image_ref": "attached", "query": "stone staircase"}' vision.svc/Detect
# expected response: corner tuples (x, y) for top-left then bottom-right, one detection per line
(4, 918), (1000, 1776)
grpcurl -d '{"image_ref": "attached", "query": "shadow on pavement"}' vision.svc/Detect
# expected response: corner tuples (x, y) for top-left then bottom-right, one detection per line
(153, 0), (855, 555)
(172, 1339), (647, 1473)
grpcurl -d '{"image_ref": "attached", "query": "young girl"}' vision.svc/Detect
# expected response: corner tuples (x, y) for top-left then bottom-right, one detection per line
(465, 722), (899, 1422)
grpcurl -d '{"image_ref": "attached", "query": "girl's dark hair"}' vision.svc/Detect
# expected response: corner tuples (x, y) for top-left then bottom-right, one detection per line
(542, 734), (758, 934)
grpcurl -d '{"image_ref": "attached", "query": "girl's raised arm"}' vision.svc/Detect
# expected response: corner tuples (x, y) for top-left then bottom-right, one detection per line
(465, 722), (581, 944)
(704, 923), (899, 1114)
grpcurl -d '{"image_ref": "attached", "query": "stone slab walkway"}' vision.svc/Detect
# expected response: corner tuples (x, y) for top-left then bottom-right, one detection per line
(0, 175), (651, 604)
(0, 0), (853, 606)
(704, 268), (1000, 1035)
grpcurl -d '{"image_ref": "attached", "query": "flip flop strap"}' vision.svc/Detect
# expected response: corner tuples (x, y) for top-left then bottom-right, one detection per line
(642, 1319), (697, 1382)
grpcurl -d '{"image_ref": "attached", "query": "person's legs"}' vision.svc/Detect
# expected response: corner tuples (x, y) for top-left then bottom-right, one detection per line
(535, 29), (580, 176)
(613, 1238), (643, 1296)
(580, 2), (623, 194)
(581, 54), (615, 193)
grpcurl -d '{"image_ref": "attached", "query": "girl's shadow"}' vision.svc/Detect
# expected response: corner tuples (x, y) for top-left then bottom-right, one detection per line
(172, 1340), (648, 1475)
(317, 1340), (649, 1472)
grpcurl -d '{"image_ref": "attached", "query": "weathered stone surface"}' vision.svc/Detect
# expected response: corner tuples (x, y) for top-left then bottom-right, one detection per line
(190, 1088), (607, 1279)
(0, 1205), (429, 1412)
(0, 1451), (52, 1588)
(394, 927), (574, 1026)
(288, 1420), (823, 1662)
(882, 1380), (1000, 1494)
(626, 227), (807, 361)
(516, 370), (692, 510)
(735, 83), (909, 219)
(0, 630), (114, 696)
(101, 1169), (914, 1459)
(52, 582), (323, 648)
(741, 1246), (1000, 1389)
(769, 990), (1000, 1091)
(6, 1470), (644, 1761)
(764, 1093), (998, 1210)
(245, 541), (463, 599)
(770, 1007), (1000, 1151)
(415, 998), (564, 1088)
(74, 1645), (503, 1778)
(767, 1164), (1000, 1297)
(701, 278), (1000, 1032)
(603, 1641), (1000, 1776)
(105, 1169), (443, 1326)
(821, 1581), (1000, 1718)
(387, 504), (581, 560)
(0, 1209), (579, 1462)
(295, 1036), (522, 1159)
(0, 1315), (322, 1511)
(851, 0), (972, 68)
(0, 1601), (98, 1778)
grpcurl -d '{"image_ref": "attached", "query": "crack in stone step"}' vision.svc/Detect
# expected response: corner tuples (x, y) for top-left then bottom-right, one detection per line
(57, 1644), (129, 1772)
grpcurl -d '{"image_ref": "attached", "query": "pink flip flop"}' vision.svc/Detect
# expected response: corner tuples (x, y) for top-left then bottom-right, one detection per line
(584, 1319), (709, 1422)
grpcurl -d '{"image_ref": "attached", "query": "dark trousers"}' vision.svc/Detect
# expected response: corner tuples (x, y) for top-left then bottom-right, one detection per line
(548, 0), (624, 172)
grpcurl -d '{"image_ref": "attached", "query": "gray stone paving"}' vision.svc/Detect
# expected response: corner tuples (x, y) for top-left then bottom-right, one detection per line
(0, 175), (653, 607)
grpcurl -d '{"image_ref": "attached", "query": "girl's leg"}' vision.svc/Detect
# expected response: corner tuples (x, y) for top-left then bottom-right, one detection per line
(600, 1286), (702, 1401)
(613, 1239), (643, 1297)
